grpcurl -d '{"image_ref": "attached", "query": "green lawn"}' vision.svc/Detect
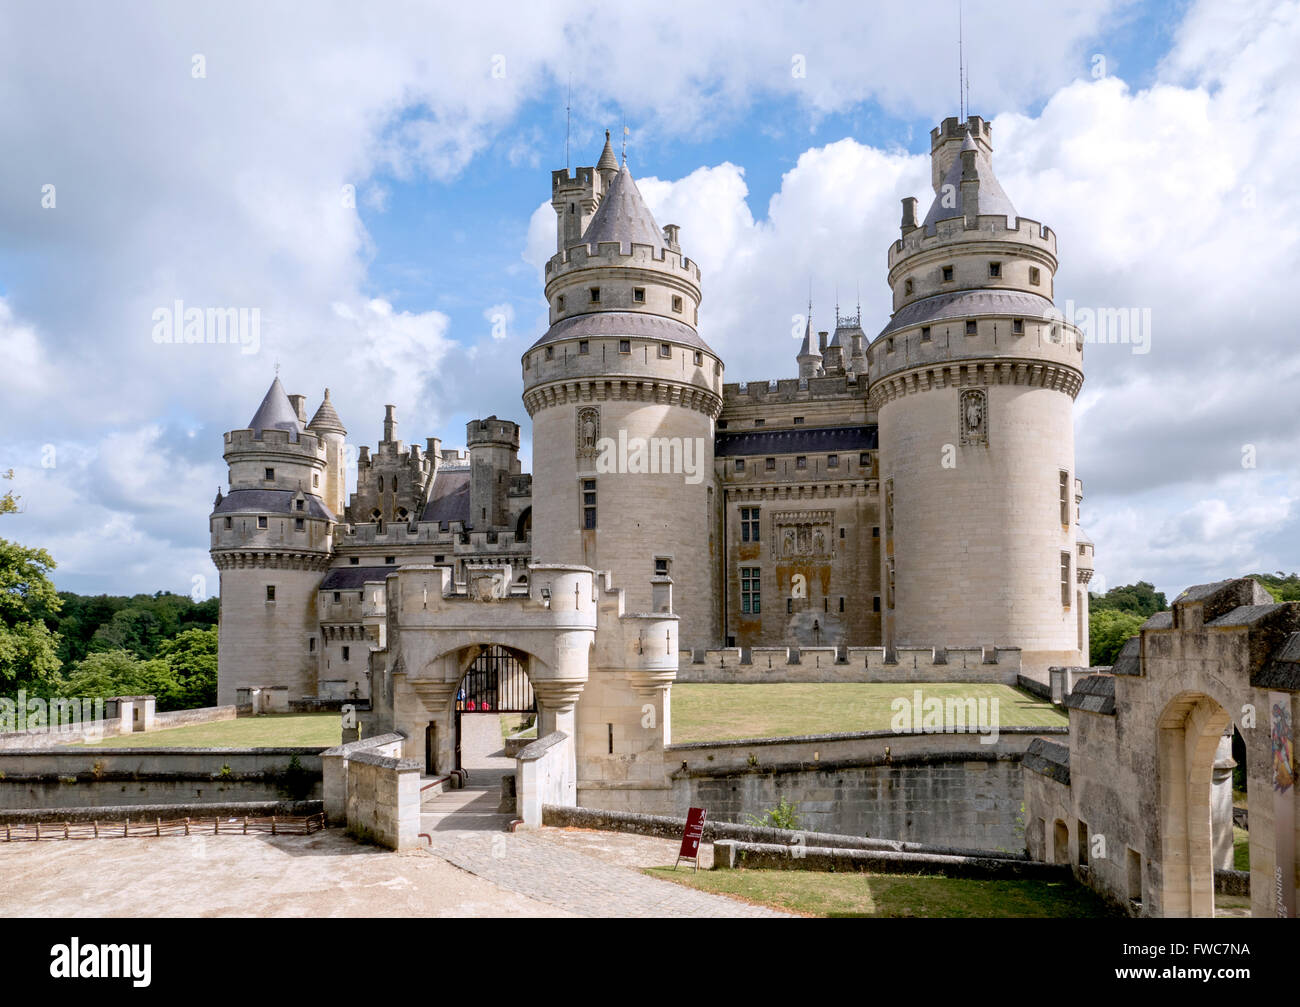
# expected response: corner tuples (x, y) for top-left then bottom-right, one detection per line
(66, 713), (342, 749)
(1233, 825), (1250, 872)
(645, 867), (1120, 918)
(671, 682), (1065, 743)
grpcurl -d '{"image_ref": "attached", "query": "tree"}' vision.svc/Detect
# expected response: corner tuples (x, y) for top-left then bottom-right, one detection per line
(1090, 609), (1146, 666)
(0, 470), (18, 516)
(0, 536), (62, 693)
(61, 650), (184, 709)
(157, 627), (217, 708)
(1247, 572), (1300, 602)
(1090, 581), (1168, 618)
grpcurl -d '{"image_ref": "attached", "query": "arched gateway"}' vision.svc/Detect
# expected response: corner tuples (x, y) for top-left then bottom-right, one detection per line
(320, 561), (681, 842)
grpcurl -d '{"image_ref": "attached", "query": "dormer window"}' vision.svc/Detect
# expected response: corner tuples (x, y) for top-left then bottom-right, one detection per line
(296, 499), (304, 511)
(589, 287), (600, 303)
(942, 265), (954, 282)
(633, 287), (646, 303)
(988, 262), (1001, 278)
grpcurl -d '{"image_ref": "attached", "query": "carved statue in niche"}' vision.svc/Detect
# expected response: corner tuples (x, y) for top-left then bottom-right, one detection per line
(960, 388), (988, 446)
(812, 529), (825, 555)
(576, 407), (600, 458)
(783, 529), (796, 556)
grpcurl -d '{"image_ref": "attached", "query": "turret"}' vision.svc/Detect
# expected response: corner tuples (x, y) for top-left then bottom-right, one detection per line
(211, 376), (336, 705)
(523, 138), (723, 649)
(467, 415), (520, 530)
(796, 308), (822, 378)
(870, 114), (1088, 677)
(308, 388), (348, 519)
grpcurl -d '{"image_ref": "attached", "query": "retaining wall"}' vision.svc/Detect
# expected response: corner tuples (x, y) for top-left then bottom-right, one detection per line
(677, 646), (1021, 684)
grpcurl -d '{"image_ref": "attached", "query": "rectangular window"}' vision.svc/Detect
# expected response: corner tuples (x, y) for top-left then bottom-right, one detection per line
(734, 458), (745, 473)
(1029, 266), (1041, 285)
(873, 596), (881, 612)
(296, 499), (304, 511)
(921, 326), (931, 341)
(545, 346), (554, 359)
(740, 567), (760, 614)
(694, 350), (702, 365)
(333, 591), (341, 603)
(350, 557), (359, 565)
(860, 452), (870, 466)
(224, 516), (232, 529)
(309, 637), (316, 652)
(342, 646), (350, 662)
(839, 597), (845, 612)
(264, 468), (274, 480)
(988, 261), (1001, 278)
(590, 287), (600, 303)
(873, 526), (879, 537)
(582, 479), (597, 530)
(965, 319), (977, 336)
(786, 597), (793, 614)
(619, 339), (630, 353)
(313, 474), (319, 487)
(827, 454), (839, 468)
(904, 278), (913, 295)
(557, 295), (565, 311)
(1059, 470), (1070, 525)
(753, 418), (765, 427)
(672, 295), (683, 313)
(578, 340), (589, 354)
(633, 287), (646, 303)
(655, 557), (670, 576)
(257, 516), (268, 529)
(385, 556), (395, 564)
(658, 343), (671, 358)
(765, 457), (776, 471)
(942, 265), (954, 282)
(266, 585), (276, 602)
(1012, 318), (1024, 334)
(1061, 551), (1072, 607)
(294, 517), (305, 531)
(839, 527), (845, 539)
(792, 416), (804, 425)
(740, 507), (760, 543)
(796, 456), (807, 470)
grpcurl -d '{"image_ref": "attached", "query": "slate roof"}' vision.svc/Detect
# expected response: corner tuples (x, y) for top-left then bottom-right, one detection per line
(1022, 737), (1070, 784)
(1207, 604), (1287, 628)
(596, 131), (619, 174)
(527, 310), (711, 353)
(1255, 632), (1300, 692)
(421, 468), (471, 528)
(582, 164), (664, 252)
(213, 489), (334, 520)
(1141, 611), (1173, 630)
(877, 289), (1058, 338)
(1064, 674), (1116, 716)
(247, 377), (303, 439)
(1174, 578), (1239, 603)
(1110, 635), (1143, 677)
(922, 131), (1018, 231)
(715, 425), (878, 457)
(319, 566), (394, 591)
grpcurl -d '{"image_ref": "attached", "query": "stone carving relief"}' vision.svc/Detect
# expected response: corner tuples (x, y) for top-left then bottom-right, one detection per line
(960, 388), (988, 446)
(576, 406), (600, 459)
(772, 509), (835, 559)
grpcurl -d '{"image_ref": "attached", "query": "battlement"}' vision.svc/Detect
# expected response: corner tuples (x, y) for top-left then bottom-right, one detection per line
(545, 241), (700, 281)
(224, 427), (327, 460)
(722, 374), (861, 405)
(931, 115), (992, 149)
(552, 166), (596, 190)
(677, 644), (1021, 684)
(891, 214), (1056, 266)
(466, 416), (520, 448)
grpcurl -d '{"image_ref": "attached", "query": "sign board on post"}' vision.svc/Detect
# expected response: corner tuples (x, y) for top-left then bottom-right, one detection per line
(675, 807), (707, 871)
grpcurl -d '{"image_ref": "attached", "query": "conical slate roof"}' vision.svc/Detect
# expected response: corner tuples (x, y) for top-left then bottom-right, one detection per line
(922, 130), (1017, 230)
(597, 130), (620, 174)
(247, 376), (302, 439)
(798, 313), (818, 357)
(307, 387), (347, 435)
(583, 163), (664, 251)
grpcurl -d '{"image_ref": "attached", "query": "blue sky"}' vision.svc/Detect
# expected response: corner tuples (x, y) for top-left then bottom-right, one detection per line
(0, 0), (1296, 602)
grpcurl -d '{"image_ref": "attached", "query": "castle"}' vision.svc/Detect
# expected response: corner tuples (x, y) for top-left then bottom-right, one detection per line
(211, 116), (1092, 802)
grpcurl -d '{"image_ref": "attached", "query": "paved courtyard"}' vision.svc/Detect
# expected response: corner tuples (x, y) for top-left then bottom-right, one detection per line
(0, 815), (791, 918)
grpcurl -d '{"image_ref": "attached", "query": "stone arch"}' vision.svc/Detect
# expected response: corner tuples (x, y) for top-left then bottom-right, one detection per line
(515, 506), (531, 542)
(1156, 690), (1235, 917)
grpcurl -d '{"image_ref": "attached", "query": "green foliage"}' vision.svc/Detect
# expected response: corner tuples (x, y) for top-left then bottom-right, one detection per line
(1246, 572), (1300, 602)
(270, 755), (316, 801)
(156, 627), (218, 708)
(746, 796), (802, 831)
(0, 536), (63, 692)
(1089, 609), (1146, 666)
(47, 591), (217, 666)
(1090, 581), (1168, 618)
(0, 470), (18, 516)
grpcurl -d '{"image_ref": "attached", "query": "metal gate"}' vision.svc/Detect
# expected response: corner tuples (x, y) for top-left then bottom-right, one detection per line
(454, 646), (535, 772)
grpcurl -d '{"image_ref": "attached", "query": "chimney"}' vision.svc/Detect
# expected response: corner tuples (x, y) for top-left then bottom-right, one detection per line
(960, 149), (980, 224)
(288, 394), (307, 424)
(900, 196), (918, 233)
(818, 331), (828, 354)
(383, 405), (397, 443)
(663, 224), (680, 247)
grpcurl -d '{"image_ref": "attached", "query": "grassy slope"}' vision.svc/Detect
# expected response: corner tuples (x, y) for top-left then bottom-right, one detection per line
(671, 682), (1065, 744)
(67, 713), (342, 749)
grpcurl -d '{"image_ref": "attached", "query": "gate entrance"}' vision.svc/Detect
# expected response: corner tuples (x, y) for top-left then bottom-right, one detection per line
(454, 645), (536, 772)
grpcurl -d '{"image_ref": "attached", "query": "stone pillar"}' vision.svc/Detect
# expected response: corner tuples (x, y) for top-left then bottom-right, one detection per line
(1212, 730), (1237, 871)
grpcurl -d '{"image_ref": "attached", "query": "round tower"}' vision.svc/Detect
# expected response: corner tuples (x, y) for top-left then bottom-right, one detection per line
(467, 415), (520, 530)
(869, 115), (1087, 677)
(211, 377), (335, 704)
(523, 139), (723, 648)
(307, 388), (348, 519)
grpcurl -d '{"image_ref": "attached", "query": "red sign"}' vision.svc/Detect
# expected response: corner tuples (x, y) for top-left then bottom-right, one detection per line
(679, 807), (707, 859)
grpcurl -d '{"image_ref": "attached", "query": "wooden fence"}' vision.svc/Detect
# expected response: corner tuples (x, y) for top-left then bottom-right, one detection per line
(0, 813), (326, 841)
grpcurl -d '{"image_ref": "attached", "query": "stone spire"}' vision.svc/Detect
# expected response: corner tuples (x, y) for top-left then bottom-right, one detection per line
(796, 305), (822, 378)
(596, 129), (619, 191)
(922, 127), (1016, 230)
